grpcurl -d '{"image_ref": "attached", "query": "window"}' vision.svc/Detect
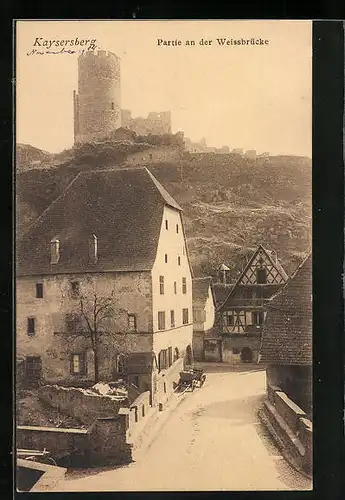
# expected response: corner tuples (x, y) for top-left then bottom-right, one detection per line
(204, 340), (216, 352)
(226, 312), (234, 326)
(170, 310), (175, 328)
(182, 277), (187, 294)
(178, 256), (181, 266)
(243, 288), (252, 300)
(158, 311), (165, 330)
(256, 268), (267, 284)
(25, 356), (42, 382)
(174, 282), (177, 294)
(70, 281), (80, 299)
(128, 314), (137, 332)
(89, 234), (98, 263)
(70, 353), (85, 375)
(182, 308), (189, 325)
(50, 239), (60, 264)
(168, 347), (173, 367)
(165, 254), (168, 263)
(158, 349), (168, 371)
(165, 220), (169, 230)
(159, 276), (164, 295)
(183, 246), (185, 256)
(194, 309), (205, 323)
(176, 224), (179, 233)
(252, 311), (264, 326)
(173, 348), (179, 362)
(35, 283), (43, 299)
(27, 317), (35, 335)
(111, 102), (115, 110)
(66, 313), (79, 333)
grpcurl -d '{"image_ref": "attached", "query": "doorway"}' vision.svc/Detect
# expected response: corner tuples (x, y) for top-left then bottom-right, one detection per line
(185, 345), (193, 366)
(240, 347), (253, 363)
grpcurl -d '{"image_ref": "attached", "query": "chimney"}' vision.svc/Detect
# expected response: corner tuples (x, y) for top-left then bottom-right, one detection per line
(89, 234), (98, 263)
(50, 238), (60, 264)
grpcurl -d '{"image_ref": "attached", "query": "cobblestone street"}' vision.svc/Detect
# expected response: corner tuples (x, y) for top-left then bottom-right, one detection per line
(59, 365), (312, 492)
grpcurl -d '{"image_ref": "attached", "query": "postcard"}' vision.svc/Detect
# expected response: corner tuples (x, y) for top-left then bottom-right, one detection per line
(15, 19), (312, 492)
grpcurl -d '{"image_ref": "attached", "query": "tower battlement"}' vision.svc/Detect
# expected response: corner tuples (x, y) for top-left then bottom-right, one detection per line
(79, 50), (120, 60)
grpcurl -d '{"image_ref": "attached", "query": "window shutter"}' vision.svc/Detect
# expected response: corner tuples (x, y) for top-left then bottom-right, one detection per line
(70, 354), (75, 374)
(80, 353), (86, 375)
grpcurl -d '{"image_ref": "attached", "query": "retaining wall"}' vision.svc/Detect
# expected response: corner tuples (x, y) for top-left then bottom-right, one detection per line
(260, 382), (312, 475)
(39, 385), (127, 425)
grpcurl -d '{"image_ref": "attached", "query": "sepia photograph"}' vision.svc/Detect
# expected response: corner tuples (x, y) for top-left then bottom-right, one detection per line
(15, 20), (312, 492)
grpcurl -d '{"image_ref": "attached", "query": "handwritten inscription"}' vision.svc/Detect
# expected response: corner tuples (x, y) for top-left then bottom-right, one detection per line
(27, 38), (98, 56)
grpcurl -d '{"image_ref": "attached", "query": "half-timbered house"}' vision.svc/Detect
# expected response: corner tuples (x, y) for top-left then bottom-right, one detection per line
(215, 245), (288, 364)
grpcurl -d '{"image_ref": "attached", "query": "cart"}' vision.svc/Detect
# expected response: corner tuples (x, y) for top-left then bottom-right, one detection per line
(177, 367), (206, 392)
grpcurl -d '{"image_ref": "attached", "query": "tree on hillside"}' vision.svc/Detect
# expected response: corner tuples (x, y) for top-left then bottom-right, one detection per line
(66, 291), (118, 383)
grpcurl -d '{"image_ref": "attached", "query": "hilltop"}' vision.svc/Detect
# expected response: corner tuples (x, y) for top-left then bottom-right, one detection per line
(16, 137), (311, 279)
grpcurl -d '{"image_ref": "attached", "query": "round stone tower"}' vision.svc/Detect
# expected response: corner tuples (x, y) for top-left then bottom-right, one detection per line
(73, 50), (121, 144)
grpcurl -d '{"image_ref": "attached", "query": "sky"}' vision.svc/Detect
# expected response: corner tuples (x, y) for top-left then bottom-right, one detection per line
(16, 20), (312, 156)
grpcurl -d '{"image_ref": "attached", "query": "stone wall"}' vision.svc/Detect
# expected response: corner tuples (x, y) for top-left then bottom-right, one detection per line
(266, 364), (312, 417)
(154, 357), (184, 408)
(126, 146), (182, 166)
(16, 271), (153, 384)
(260, 382), (312, 475)
(17, 458), (67, 492)
(39, 385), (127, 425)
(17, 414), (131, 467)
(192, 331), (204, 361)
(17, 391), (153, 468)
(17, 425), (93, 465)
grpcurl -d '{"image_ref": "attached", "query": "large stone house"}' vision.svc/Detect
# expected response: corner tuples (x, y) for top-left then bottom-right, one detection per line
(259, 254), (312, 417)
(192, 277), (216, 361)
(212, 245), (288, 363)
(16, 167), (194, 406)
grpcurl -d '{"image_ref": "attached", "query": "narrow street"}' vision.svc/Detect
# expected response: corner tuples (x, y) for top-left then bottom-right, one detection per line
(60, 365), (312, 492)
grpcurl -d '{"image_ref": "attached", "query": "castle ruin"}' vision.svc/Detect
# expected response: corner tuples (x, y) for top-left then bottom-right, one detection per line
(73, 50), (171, 144)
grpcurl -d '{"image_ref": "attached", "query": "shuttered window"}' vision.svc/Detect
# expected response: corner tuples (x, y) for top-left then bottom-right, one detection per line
(182, 308), (189, 325)
(159, 276), (164, 295)
(70, 353), (86, 375)
(158, 311), (165, 330)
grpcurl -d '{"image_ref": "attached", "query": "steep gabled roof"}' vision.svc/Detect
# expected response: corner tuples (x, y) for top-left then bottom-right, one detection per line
(217, 245), (288, 311)
(192, 277), (215, 307)
(212, 283), (234, 309)
(259, 254), (312, 365)
(17, 167), (182, 275)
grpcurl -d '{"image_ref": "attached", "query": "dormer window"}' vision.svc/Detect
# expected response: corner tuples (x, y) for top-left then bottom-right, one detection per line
(89, 234), (98, 264)
(50, 239), (60, 264)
